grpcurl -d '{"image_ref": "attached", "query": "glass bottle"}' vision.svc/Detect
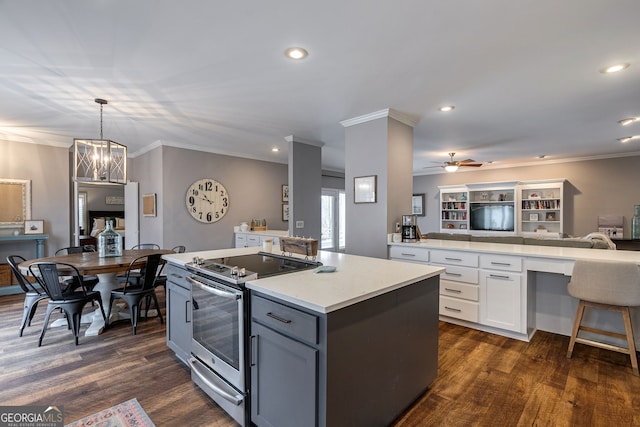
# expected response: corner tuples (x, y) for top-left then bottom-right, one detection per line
(632, 205), (640, 240)
(98, 220), (122, 257)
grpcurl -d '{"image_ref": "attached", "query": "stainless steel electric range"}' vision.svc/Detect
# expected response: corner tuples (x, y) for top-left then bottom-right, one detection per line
(186, 251), (321, 426)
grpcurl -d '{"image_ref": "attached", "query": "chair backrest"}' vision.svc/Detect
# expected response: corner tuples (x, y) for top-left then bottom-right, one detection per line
(55, 246), (84, 256)
(122, 254), (163, 292)
(132, 243), (161, 250)
(28, 262), (88, 300)
(171, 245), (186, 253)
(7, 255), (41, 294)
(568, 259), (640, 306)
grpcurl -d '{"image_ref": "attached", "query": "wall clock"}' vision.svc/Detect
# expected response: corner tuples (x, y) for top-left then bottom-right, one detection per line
(185, 178), (229, 223)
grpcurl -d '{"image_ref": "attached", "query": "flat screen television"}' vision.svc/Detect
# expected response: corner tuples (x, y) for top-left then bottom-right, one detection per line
(470, 204), (514, 232)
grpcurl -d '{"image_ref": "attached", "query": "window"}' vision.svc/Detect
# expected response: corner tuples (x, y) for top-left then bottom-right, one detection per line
(321, 189), (345, 252)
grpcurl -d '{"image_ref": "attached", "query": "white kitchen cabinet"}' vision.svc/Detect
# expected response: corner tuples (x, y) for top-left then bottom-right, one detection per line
(389, 245), (429, 263)
(431, 250), (480, 323)
(479, 254), (524, 333)
(439, 185), (469, 233)
(234, 231), (284, 248)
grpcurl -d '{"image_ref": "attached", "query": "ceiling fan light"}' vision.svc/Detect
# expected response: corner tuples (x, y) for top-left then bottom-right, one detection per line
(618, 117), (639, 126)
(439, 105), (455, 112)
(600, 63), (630, 74)
(444, 164), (459, 172)
(618, 135), (640, 143)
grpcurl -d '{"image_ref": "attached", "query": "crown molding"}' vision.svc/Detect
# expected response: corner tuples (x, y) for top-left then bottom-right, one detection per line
(340, 108), (420, 128)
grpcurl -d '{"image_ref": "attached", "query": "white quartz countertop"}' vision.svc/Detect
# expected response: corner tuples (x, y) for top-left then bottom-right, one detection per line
(389, 240), (640, 263)
(163, 247), (444, 314)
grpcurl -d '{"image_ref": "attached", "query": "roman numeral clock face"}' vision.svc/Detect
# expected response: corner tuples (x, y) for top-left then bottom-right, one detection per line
(185, 178), (229, 223)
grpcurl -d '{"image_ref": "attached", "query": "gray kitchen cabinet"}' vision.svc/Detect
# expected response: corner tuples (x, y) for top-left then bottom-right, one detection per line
(250, 321), (318, 427)
(250, 275), (439, 427)
(166, 263), (192, 364)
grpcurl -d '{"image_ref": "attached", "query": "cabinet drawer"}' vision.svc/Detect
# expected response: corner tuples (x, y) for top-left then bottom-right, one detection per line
(235, 233), (247, 247)
(431, 250), (478, 267)
(166, 264), (189, 287)
(252, 295), (318, 345)
(440, 295), (478, 322)
(440, 280), (479, 301)
(434, 264), (478, 284)
(389, 246), (429, 263)
(480, 254), (522, 272)
(246, 235), (261, 247)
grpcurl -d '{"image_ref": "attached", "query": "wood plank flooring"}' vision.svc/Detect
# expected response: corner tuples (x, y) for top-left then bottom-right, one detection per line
(1, 290), (639, 426)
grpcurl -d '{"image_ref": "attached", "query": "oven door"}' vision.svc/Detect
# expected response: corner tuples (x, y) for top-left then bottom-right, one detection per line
(188, 274), (245, 392)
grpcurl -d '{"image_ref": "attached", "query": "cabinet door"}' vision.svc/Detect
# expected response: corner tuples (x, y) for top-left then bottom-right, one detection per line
(166, 281), (192, 363)
(235, 233), (247, 248)
(479, 271), (523, 333)
(251, 322), (318, 427)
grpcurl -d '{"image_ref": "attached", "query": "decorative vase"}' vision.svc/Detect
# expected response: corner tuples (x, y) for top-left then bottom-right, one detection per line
(632, 205), (640, 240)
(98, 220), (122, 257)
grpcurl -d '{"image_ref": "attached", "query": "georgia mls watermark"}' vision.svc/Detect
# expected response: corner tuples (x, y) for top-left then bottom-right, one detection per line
(0, 406), (64, 427)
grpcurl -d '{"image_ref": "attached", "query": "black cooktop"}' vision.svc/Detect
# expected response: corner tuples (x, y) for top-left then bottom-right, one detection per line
(188, 252), (321, 285)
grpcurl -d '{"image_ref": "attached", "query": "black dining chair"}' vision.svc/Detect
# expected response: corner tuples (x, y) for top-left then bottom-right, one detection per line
(55, 245), (99, 291)
(153, 245), (187, 291)
(7, 255), (49, 337)
(117, 243), (161, 285)
(132, 243), (161, 250)
(108, 253), (164, 335)
(28, 262), (105, 346)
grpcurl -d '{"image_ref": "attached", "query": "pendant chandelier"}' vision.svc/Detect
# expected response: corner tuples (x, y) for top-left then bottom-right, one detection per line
(73, 98), (127, 184)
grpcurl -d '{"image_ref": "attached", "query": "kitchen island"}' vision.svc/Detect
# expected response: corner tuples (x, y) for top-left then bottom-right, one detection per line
(163, 247), (444, 427)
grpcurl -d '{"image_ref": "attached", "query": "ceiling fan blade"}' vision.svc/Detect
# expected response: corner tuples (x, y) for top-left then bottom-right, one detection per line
(459, 163), (483, 167)
(458, 158), (477, 163)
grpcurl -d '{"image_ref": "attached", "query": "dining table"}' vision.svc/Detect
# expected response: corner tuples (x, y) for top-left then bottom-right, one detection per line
(19, 248), (174, 336)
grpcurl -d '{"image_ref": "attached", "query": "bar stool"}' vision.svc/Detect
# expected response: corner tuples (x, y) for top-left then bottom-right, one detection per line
(566, 259), (640, 376)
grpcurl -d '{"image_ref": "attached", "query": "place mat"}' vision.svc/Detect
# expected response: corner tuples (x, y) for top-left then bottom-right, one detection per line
(65, 398), (155, 427)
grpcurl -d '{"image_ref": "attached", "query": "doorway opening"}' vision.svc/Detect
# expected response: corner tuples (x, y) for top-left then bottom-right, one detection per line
(321, 189), (345, 252)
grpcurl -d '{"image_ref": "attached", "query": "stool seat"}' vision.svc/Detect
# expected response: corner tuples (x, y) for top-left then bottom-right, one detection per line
(566, 259), (640, 376)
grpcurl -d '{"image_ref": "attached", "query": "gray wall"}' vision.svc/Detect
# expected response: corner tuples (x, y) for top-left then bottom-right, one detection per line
(413, 155), (640, 238)
(131, 145), (289, 251)
(288, 141), (322, 239)
(0, 140), (70, 259)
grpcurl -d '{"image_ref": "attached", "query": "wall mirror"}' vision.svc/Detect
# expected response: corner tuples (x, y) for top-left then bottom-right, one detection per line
(0, 178), (31, 229)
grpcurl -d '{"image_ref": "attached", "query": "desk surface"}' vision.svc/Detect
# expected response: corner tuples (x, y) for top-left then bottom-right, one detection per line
(19, 249), (173, 275)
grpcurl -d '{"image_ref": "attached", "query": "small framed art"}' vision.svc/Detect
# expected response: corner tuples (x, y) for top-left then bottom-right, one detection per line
(529, 213), (539, 221)
(412, 193), (425, 216)
(282, 204), (289, 221)
(354, 175), (377, 203)
(24, 220), (44, 234)
(282, 185), (289, 202)
(142, 193), (157, 217)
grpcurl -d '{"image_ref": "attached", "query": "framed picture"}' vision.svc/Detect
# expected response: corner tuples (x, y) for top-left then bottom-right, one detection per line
(412, 193), (425, 216)
(282, 185), (289, 202)
(282, 204), (289, 221)
(105, 195), (124, 205)
(24, 219), (44, 234)
(545, 212), (557, 221)
(529, 213), (539, 221)
(460, 224), (467, 229)
(354, 175), (377, 203)
(142, 193), (157, 217)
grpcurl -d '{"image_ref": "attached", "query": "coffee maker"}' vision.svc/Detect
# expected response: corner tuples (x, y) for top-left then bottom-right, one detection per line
(402, 215), (418, 243)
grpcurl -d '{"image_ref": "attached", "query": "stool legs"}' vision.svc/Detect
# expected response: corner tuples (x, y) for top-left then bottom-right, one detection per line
(567, 300), (639, 376)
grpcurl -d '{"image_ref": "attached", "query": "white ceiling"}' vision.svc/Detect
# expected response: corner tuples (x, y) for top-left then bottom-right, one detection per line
(1, 1), (639, 174)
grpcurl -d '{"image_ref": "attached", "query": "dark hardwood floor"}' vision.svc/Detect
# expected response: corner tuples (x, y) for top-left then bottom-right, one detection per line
(1, 290), (639, 426)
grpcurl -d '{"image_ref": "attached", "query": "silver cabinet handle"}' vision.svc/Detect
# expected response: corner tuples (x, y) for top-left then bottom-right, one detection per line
(444, 288), (462, 293)
(490, 261), (511, 266)
(400, 253), (416, 257)
(266, 312), (292, 324)
(444, 306), (461, 313)
(445, 272), (462, 277)
(489, 274), (510, 279)
(185, 300), (191, 323)
(445, 257), (462, 262)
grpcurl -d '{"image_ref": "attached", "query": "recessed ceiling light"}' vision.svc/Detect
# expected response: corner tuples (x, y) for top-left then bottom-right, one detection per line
(439, 105), (455, 112)
(284, 47), (308, 60)
(618, 135), (640, 143)
(618, 117), (639, 126)
(600, 63), (630, 73)
(271, 147), (280, 152)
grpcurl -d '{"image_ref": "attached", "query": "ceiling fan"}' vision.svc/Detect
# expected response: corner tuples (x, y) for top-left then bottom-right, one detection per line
(429, 152), (483, 172)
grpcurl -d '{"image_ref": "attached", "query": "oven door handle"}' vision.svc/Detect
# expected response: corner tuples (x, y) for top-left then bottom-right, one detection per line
(189, 357), (243, 406)
(187, 276), (241, 300)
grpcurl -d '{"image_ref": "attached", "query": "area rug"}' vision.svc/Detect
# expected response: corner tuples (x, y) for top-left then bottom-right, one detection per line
(65, 398), (155, 427)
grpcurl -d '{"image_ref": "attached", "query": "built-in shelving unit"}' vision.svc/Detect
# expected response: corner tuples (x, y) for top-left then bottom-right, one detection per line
(439, 186), (469, 232)
(438, 179), (566, 236)
(519, 179), (565, 237)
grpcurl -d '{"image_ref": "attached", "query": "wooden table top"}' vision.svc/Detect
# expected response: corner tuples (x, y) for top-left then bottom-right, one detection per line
(19, 249), (174, 275)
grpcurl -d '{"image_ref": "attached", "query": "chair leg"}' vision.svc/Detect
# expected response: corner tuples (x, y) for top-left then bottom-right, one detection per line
(106, 295), (116, 327)
(621, 307), (639, 376)
(567, 300), (586, 358)
(38, 305), (56, 347)
(69, 310), (81, 345)
(130, 301), (139, 335)
(151, 293), (164, 324)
